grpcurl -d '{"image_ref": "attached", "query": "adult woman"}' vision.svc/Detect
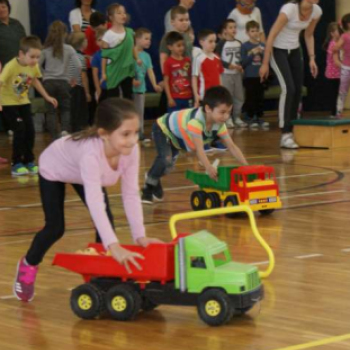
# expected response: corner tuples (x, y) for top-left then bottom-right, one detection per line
(69, 0), (96, 33)
(227, 0), (265, 43)
(0, 0), (26, 66)
(260, 0), (322, 149)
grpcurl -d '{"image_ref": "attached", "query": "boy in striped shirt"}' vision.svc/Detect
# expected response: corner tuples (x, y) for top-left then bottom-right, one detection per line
(141, 86), (248, 204)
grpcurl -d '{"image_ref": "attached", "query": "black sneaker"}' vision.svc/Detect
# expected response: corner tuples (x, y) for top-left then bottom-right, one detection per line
(153, 181), (164, 202)
(141, 184), (154, 204)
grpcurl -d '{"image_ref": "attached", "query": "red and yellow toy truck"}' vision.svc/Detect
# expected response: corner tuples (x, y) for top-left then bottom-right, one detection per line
(186, 165), (282, 215)
(53, 206), (275, 326)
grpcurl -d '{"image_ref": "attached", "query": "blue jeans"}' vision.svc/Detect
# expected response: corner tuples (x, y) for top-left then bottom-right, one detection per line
(167, 98), (192, 114)
(146, 123), (179, 186)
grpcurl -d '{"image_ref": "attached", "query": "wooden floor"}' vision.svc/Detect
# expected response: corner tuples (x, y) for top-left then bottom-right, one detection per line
(1, 118), (350, 350)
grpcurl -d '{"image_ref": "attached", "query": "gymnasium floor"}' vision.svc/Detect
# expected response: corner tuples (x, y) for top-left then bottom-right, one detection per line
(0, 119), (350, 350)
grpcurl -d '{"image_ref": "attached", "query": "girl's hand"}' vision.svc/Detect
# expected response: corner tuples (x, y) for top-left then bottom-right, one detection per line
(46, 96), (58, 109)
(136, 237), (164, 247)
(137, 59), (143, 66)
(206, 165), (218, 181)
(109, 243), (144, 274)
(309, 59), (318, 79)
(154, 84), (163, 93)
(260, 63), (269, 82)
(168, 98), (176, 107)
(133, 79), (141, 87)
(86, 93), (92, 103)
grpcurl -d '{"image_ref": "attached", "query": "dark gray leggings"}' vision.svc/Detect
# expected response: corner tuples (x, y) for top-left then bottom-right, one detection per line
(25, 175), (115, 266)
(270, 47), (304, 134)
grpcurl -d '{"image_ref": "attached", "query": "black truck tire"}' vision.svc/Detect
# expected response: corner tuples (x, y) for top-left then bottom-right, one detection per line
(205, 192), (221, 209)
(191, 191), (207, 211)
(259, 209), (275, 215)
(105, 284), (142, 321)
(70, 283), (105, 319)
(197, 289), (234, 326)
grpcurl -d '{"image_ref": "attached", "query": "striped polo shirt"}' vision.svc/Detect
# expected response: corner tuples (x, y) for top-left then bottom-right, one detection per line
(157, 107), (229, 151)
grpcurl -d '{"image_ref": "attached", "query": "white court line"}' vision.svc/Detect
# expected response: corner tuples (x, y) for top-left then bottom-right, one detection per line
(295, 254), (323, 259)
(280, 190), (346, 199)
(341, 248), (350, 253)
(250, 261), (269, 266)
(0, 295), (16, 300)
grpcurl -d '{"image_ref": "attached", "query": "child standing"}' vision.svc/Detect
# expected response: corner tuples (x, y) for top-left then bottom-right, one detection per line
(192, 29), (224, 108)
(163, 31), (193, 113)
(241, 20), (269, 128)
(216, 19), (246, 128)
(101, 3), (137, 100)
(13, 98), (161, 302)
(92, 28), (109, 104)
(141, 86), (248, 204)
(41, 21), (81, 139)
(0, 62), (8, 164)
(67, 32), (91, 133)
(0, 36), (57, 176)
(133, 28), (162, 141)
(324, 22), (341, 118)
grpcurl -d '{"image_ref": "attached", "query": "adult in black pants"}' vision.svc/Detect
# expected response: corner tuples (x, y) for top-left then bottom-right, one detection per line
(260, 0), (322, 149)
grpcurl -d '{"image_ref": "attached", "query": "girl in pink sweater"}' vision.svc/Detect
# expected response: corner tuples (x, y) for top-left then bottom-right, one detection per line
(14, 98), (160, 302)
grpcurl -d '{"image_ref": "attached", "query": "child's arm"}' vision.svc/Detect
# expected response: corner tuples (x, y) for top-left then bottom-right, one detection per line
(164, 75), (175, 107)
(101, 57), (107, 83)
(32, 78), (58, 108)
(147, 68), (162, 92)
(160, 53), (168, 74)
(221, 136), (248, 165)
(92, 67), (101, 101)
(333, 51), (342, 68)
(133, 47), (142, 66)
(241, 45), (254, 69)
(192, 137), (218, 180)
(192, 75), (200, 107)
(81, 70), (92, 102)
(333, 36), (344, 52)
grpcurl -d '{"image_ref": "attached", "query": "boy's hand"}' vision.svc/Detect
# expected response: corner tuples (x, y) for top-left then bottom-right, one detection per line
(194, 95), (201, 108)
(133, 79), (141, 87)
(100, 73), (107, 84)
(154, 84), (163, 92)
(86, 93), (92, 103)
(70, 78), (77, 87)
(95, 87), (101, 102)
(46, 96), (58, 109)
(0, 104), (2, 112)
(206, 165), (218, 181)
(168, 98), (176, 107)
(136, 237), (164, 247)
(137, 59), (143, 66)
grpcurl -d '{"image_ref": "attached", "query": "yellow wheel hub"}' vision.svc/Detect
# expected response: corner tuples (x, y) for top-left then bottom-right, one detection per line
(205, 300), (221, 317)
(111, 296), (127, 312)
(193, 197), (200, 206)
(206, 199), (212, 208)
(78, 294), (93, 310)
(226, 201), (233, 207)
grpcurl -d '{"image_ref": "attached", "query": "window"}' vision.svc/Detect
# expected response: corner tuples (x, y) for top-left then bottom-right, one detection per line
(190, 256), (206, 269)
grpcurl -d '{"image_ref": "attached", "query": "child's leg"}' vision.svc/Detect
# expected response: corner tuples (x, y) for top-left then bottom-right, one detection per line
(57, 81), (72, 134)
(2, 105), (28, 165)
(71, 86), (89, 133)
(243, 78), (255, 120)
(255, 78), (265, 118)
(119, 77), (133, 100)
(232, 74), (244, 124)
(25, 176), (66, 266)
(133, 93), (145, 136)
(337, 68), (350, 116)
(329, 79), (340, 116)
(221, 73), (234, 123)
(21, 104), (36, 166)
(72, 184), (115, 243)
(43, 80), (59, 139)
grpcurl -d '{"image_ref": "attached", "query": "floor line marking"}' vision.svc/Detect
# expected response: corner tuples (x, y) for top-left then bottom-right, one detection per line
(250, 261), (269, 266)
(272, 333), (350, 350)
(295, 254), (323, 259)
(0, 295), (16, 300)
(341, 248), (350, 253)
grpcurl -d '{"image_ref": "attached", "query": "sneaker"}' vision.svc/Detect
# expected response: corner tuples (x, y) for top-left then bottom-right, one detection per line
(211, 141), (227, 152)
(226, 118), (234, 129)
(249, 120), (259, 129)
(280, 133), (299, 149)
(141, 184), (154, 204)
(14, 257), (38, 302)
(258, 119), (270, 128)
(234, 117), (248, 128)
(153, 181), (164, 202)
(26, 162), (38, 175)
(11, 163), (29, 176)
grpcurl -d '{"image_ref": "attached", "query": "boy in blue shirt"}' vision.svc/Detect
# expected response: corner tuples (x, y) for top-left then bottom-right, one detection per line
(133, 28), (162, 142)
(91, 28), (108, 104)
(241, 20), (269, 128)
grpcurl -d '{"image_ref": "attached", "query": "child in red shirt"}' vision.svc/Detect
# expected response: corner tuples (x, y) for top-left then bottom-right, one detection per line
(163, 31), (193, 113)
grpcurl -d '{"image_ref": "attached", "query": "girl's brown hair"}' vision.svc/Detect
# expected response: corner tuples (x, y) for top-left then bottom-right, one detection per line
(107, 3), (124, 22)
(67, 32), (86, 51)
(323, 22), (342, 51)
(44, 21), (67, 59)
(71, 98), (139, 141)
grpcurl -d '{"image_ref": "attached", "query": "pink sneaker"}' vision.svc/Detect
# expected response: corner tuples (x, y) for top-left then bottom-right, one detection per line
(14, 258), (38, 302)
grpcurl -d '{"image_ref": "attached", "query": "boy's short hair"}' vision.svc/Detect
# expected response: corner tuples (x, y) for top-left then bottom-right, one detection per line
(165, 31), (184, 46)
(90, 12), (107, 28)
(221, 19), (236, 30)
(342, 13), (350, 31)
(135, 27), (151, 39)
(202, 86), (233, 110)
(95, 28), (107, 40)
(170, 5), (188, 20)
(246, 20), (260, 31)
(198, 29), (216, 42)
(67, 32), (86, 50)
(19, 36), (42, 54)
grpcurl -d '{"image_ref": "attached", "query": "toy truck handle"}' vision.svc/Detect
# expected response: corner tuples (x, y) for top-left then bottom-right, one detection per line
(169, 205), (275, 279)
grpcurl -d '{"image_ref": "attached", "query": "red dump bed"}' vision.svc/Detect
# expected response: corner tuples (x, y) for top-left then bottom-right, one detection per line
(52, 242), (176, 283)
